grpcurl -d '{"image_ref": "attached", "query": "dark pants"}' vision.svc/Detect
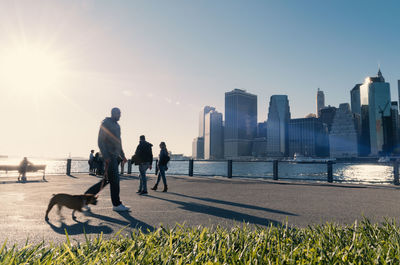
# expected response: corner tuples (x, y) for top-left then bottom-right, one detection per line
(156, 165), (167, 186)
(85, 158), (121, 206)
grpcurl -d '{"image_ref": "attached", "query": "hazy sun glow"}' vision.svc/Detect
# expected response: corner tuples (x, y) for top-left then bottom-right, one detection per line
(0, 44), (65, 94)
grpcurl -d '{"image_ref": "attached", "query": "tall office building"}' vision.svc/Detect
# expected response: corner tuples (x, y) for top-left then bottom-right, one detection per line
(192, 137), (204, 159)
(224, 89), (257, 158)
(266, 95), (290, 157)
(204, 110), (224, 159)
(316, 88), (325, 117)
(389, 102), (400, 153)
(257, 121), (267, 138)
(195, 106), (216, 159)
(350, 84), (362, 115)
(360, 69), (391, 156)
(319, 106), (337, 133)
(329, 103), (359, 158)
(288, 117), (328, 157)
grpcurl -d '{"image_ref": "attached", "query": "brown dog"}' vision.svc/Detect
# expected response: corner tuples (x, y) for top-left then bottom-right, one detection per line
(45, 193), (97, 220)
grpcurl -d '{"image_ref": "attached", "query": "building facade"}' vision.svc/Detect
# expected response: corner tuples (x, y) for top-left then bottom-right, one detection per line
(350, 84), (361, 115)
(288, 117), (328, 157)
(316, 88), (325, 117)
(204, 110), (224, 159)
(224, 89), (257, 158)
(359, 69), (391, 156)
(266, 95), (291, 157)
(192, 137), (204, 159)
(329, 103), (359, 158)
(319, 106), (337, 133)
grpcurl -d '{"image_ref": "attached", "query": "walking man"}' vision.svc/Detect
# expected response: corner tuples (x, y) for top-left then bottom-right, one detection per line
(85, 107), (129, 211)
(134, 135), (153, 195)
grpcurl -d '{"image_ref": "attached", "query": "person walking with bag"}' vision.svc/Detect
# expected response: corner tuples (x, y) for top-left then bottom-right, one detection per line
(85, 107), (129, 212)
(134, 135), (153, 195)
(151, 142), (169, 192)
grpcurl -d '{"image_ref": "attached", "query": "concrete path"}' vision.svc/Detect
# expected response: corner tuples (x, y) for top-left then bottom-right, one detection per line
(1, 173), (400, 246)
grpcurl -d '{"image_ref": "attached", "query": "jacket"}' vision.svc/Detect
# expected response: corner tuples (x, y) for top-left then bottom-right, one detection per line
(98, 117), (125, 161)
(158, 149), (170, 166)
(134, 140), (153, 164)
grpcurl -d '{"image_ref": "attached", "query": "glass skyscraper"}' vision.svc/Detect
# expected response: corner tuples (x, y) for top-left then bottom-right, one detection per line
(266, 95), (290, 157)
(350, 84), (361, 115)
(204, 110), (224, 159)
(224, 89), (257, 158)
(360, 69), (391, 156)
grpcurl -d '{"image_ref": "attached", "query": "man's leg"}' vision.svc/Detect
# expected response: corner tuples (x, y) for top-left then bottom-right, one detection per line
(108, 158), (121, 207)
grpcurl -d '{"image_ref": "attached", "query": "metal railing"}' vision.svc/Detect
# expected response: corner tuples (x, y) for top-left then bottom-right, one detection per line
(64, 158), (400, 185)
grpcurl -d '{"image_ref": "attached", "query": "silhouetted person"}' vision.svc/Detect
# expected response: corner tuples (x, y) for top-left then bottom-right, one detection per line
(93, 152), (104, 175)
(88, 150), (95, 174)
(85, 108), (129, 212)
(152, 142), (169, 192)
(18, 157), (32, 182)
(134, 135), (153, 195)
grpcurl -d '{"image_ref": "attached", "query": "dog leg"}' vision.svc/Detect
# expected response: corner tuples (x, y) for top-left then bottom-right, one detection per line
(72, 210), (77, 220)
(45, 199), (56, 220)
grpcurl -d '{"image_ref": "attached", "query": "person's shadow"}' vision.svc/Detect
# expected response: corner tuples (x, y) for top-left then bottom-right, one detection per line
(45, 219), (113, 235)
(148, 195), (281, 227)
(87, 211), (154, 233)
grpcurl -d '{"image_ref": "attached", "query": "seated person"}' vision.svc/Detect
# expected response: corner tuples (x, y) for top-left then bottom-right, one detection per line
(18, 157), (33, 182)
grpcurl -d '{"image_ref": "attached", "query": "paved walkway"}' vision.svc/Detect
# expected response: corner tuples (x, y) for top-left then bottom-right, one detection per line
(1, 173), (400, 246)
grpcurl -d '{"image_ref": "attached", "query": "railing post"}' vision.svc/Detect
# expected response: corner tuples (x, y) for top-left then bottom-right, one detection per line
(327, 160), (333, 183)
(228, 160), (232, 178)
(394, 159), (399, 185)
(127, 159), (132, 174)
(273, 160), (279, 180)
(155, 159), (159, 175)
(189, 159), (194, 176)
(66, 159), (72, 176)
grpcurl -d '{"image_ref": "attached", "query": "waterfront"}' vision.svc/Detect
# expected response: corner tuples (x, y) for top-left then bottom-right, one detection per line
(0, 157), (394, 184)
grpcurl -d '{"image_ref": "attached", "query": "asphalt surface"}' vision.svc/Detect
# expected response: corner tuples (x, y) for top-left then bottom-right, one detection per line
(1, 173), (400, 247)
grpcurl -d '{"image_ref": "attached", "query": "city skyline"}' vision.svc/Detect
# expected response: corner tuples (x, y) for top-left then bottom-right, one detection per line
(1, 1), (400, 158)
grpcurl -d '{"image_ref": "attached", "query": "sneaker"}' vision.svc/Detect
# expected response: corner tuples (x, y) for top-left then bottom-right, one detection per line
(136, 190), (142, 194)
(139, 191), (148, 195)
(82, 205), (91, 211)
(113, 204), (130, 212)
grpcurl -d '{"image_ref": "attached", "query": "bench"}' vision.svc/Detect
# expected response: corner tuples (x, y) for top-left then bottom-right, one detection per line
(0, 165), (46, 181)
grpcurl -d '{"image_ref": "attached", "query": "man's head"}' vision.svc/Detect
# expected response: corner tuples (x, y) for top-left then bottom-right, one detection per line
(91, 150), (94, 153)
(111, 108), (121, 121)
(140, 135), (145, 141)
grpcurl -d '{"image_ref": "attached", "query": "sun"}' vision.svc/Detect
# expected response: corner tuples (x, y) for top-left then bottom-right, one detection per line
(0, 44), (65, 94)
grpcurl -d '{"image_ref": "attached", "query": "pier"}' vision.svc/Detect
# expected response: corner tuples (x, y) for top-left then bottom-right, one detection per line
(1, 173), (400, 246)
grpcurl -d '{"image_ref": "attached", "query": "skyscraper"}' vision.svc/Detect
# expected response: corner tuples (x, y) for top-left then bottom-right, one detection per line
(192, 137), (204, 159)
(329, 103), (359, 158)
(316, 88), (325, 117)
(266, 95), (291, 157)
(360, 69), (391, 156)
(319, 106), (337, 133)
(204, 110), (224, 159)
(288, 117), (328, 157)
(195, 106), (216, 159)
(199, 106), (216, 138)
(350, 84), (361, 115)
(224, 89), (257, 158)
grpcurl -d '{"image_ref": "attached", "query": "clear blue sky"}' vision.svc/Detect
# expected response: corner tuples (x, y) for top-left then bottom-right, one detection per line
(0, 0), (399, 157)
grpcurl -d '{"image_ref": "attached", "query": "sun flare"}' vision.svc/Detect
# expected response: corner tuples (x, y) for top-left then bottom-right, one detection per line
(0, 44), (65, 94)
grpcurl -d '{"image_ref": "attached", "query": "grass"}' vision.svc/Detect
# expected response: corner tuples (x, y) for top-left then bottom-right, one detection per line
(2, 219), (400, 264)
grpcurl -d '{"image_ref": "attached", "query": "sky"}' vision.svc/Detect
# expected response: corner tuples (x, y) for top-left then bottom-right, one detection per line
(0, 0), (400, 158)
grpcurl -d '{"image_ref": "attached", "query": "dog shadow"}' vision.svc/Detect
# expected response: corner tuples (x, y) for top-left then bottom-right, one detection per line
(45, 218), (113, 235)
(87, 211), (154, 233)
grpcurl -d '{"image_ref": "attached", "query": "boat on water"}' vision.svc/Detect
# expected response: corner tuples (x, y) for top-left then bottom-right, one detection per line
(378, 157), (390, 163)
(290, 153), (335, 163)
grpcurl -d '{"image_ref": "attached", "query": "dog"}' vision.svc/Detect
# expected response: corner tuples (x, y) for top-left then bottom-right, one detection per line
(45, 193), (97, 220)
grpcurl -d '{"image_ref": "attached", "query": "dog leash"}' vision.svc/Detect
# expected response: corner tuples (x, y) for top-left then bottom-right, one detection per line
(99, 160), (109, 191)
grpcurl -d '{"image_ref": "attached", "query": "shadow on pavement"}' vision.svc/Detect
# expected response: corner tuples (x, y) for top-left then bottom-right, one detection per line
(168, 192), (297, 216)
(148, 195), (281, 227)
(87, 211), (154, 233)
(46, 219), (113, 235)
(116, 211), (154, 232)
